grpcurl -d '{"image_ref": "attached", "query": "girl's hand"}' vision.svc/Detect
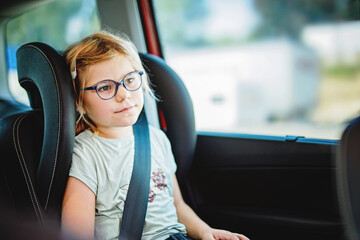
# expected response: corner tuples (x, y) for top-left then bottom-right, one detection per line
(200, 228), (250, 240)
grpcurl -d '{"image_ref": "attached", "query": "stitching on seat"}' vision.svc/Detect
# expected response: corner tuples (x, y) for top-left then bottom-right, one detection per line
(13, 113), (44, 223)
(25, 45), (62, 211)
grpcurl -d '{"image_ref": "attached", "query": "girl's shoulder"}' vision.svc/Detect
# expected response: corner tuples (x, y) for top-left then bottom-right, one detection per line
(72, 130), (97, 157)
(74, 130), (95, 147)
(149, 126), (169, 143)
(149, 125), (173, 154)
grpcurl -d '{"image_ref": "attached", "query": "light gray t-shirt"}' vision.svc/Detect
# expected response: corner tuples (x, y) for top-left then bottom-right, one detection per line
(69, 126), (187, 240)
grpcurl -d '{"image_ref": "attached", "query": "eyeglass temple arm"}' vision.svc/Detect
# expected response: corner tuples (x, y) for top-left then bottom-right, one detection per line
(82, 86), (96, 91)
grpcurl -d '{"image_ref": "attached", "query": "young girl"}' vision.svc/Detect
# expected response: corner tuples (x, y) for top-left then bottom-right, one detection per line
(61, 30), (249, 240)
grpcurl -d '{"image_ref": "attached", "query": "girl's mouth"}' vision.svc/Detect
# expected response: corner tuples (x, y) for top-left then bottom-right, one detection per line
(117, 106), (133, 113)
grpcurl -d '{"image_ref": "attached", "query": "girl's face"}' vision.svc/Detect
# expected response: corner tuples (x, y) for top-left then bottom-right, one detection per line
(80, 54), (144, 139)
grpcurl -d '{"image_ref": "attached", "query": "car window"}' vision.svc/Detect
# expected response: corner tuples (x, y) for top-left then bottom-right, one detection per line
(6, 0), (100, 105)
(153, 0), (360, 140)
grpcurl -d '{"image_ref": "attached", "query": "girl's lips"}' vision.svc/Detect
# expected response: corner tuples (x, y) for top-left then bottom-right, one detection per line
(116, 106), (134, 113)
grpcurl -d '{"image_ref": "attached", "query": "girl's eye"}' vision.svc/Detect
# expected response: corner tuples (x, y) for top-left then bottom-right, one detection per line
(97, 84), (112, 92)
(125, 77), (134, 85)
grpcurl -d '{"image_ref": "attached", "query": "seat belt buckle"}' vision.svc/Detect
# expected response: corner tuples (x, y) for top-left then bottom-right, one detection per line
(169, 233), (188, 240)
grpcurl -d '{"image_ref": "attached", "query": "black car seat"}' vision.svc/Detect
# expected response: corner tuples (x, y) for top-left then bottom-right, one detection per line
(0, 99), (31, 120)
(0, 43), (197, 227)
(0, 42), (76, 224)
(336, 116), (360, 240)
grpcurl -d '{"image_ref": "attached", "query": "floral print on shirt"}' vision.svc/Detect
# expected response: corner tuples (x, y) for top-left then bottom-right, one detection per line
(148, 168), (168, 203)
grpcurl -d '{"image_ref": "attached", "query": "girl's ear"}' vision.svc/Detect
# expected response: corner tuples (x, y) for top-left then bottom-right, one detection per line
(76, 105), (86, 115)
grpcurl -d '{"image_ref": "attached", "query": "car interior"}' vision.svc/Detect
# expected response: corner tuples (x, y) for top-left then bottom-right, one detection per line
(0, 0), (359, 240)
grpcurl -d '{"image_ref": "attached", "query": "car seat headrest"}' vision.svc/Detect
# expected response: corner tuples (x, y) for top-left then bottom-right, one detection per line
(16, 42), (76, 217)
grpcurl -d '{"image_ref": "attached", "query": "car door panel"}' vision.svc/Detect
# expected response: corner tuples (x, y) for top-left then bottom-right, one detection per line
(187, 133), (343, 240)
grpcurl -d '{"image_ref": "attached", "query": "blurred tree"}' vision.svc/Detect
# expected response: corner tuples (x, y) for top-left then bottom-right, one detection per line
(6, 0), (99, 50)
(153, 0), (209, 48)
(154, 0), (360, 47)
(250, 0), (360, 40)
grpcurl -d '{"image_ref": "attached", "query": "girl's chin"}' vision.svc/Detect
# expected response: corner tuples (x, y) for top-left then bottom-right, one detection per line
(118, 115), (140, 127)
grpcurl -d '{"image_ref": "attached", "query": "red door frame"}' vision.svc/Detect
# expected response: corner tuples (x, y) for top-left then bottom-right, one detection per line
(138, 0), (168, 131)
(138, 0), (163, 58)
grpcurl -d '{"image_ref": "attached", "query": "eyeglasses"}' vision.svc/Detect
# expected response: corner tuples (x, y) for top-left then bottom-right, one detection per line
(82, 70), (143, 100)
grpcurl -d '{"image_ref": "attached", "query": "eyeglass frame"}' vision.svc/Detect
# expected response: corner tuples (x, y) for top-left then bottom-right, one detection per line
(81, 70), (144, 100)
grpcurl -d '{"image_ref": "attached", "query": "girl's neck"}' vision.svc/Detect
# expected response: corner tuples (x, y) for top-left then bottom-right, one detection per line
(97, 126), (133, 139)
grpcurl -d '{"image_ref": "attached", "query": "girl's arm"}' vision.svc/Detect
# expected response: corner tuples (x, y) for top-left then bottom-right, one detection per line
(62, 176), (96, 240)
(172, 174), (249, 240)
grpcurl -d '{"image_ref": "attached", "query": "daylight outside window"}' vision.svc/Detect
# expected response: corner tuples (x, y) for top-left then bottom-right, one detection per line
(153, 0), (360, 140)
(6, 0), (100, 105)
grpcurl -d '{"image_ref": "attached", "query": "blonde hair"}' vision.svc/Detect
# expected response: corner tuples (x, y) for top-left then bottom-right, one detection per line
(64, 30), (154, 135)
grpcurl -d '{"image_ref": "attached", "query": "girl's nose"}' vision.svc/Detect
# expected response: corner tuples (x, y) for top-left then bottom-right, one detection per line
(114, 85), (130, 102)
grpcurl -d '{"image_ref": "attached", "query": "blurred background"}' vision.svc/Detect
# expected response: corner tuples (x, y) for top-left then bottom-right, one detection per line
(153, 0), (360, 139)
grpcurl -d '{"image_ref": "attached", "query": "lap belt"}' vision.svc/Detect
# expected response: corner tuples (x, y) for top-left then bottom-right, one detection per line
(118, 110), (151, 240)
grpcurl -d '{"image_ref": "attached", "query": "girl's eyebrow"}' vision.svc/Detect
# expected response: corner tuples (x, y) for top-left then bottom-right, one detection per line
(91, 70), (136, 86)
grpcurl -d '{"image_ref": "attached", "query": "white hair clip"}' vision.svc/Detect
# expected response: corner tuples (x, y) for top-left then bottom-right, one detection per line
(71, 66), (77, 79)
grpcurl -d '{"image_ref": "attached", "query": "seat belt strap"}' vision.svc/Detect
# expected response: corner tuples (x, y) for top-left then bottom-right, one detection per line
(118, 110), (151, 240)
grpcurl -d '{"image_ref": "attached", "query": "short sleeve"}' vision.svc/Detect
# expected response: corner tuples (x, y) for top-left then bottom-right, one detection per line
(151, 126), (177, 174)
(162, 135), (177, 174)
(69, 147), (98, 195)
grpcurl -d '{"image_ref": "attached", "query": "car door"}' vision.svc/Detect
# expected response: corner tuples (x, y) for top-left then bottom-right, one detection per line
(190, 133), (341, 240)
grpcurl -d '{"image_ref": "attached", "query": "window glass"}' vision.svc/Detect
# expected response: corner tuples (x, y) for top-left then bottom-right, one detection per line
(153, 0), (360, 140)
(6, 0), (100, 105)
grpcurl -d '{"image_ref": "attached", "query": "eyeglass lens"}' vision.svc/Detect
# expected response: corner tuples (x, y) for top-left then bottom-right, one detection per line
(96, 72), (142, 99)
